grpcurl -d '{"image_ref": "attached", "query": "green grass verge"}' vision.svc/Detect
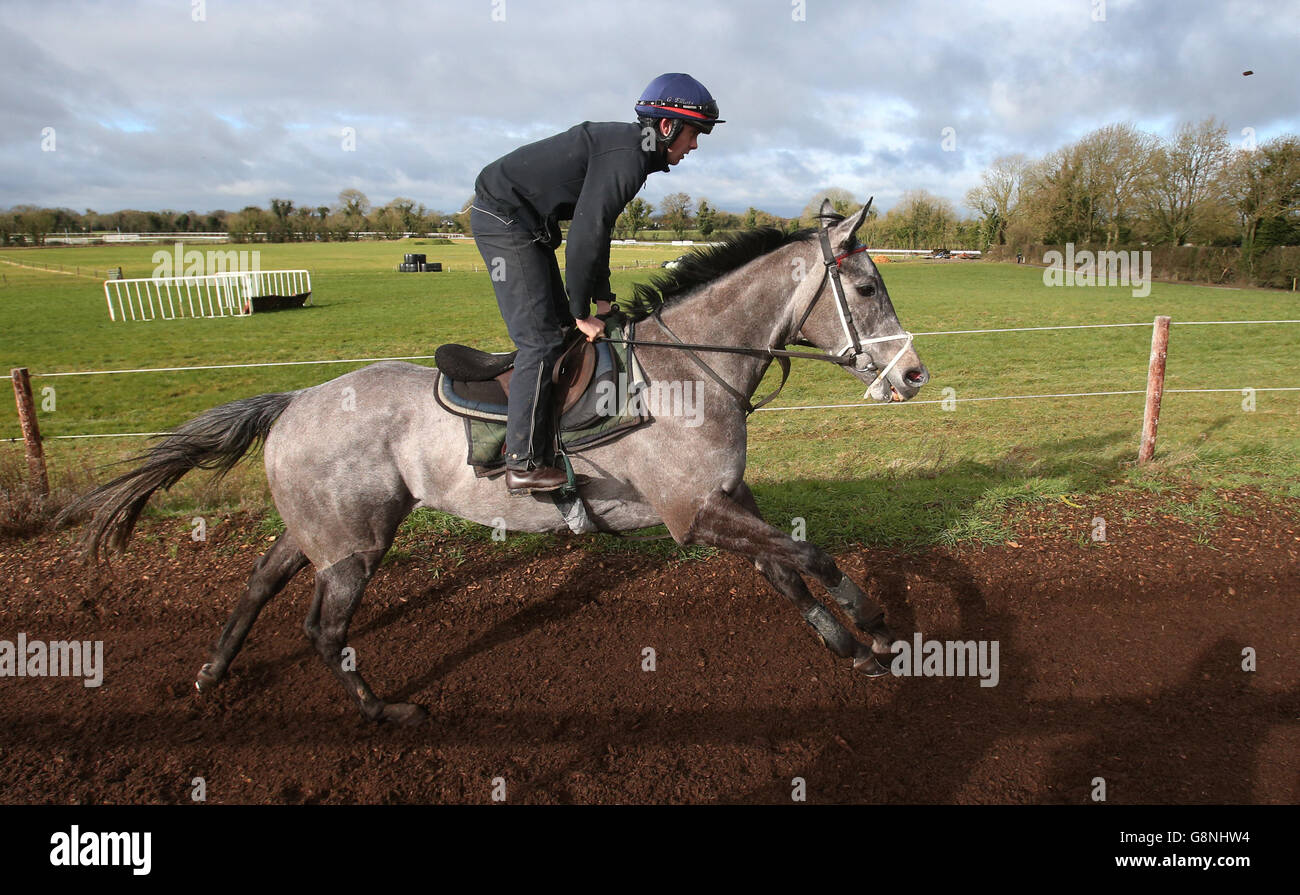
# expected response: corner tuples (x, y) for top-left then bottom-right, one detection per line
(2, 242), (1297, 552)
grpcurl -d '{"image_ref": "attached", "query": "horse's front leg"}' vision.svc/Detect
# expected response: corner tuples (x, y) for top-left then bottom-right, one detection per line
(669, 486), (894, 675)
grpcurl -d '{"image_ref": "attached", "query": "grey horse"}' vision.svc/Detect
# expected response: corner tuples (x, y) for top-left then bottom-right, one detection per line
(59, 200), (929, 725)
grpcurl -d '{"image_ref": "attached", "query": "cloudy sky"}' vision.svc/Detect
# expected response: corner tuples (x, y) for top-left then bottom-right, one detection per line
(2, 0), (1296, 218)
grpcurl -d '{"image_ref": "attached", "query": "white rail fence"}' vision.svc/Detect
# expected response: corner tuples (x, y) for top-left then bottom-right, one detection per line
(104, 270), (312, 322)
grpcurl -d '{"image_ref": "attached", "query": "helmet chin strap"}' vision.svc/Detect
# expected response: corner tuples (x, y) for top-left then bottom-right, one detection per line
(638, 116), (681, 145)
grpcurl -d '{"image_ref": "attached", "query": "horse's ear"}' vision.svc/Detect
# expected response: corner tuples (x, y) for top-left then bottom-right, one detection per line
(833, 200), (874, 248)
(815, 198), (841, 230)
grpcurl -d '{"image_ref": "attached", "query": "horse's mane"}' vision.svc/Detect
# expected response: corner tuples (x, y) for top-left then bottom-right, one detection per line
(623, 227), (816, 321)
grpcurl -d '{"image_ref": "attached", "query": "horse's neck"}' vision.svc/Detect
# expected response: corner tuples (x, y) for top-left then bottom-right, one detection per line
(652, 245), (804, 397)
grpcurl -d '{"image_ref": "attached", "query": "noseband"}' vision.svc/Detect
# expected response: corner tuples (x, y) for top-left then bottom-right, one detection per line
(797, 209), (915, 398)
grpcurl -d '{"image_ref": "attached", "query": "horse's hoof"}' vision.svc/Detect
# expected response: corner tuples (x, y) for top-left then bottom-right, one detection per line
(853, 651), (892, 677)
(380, 702), (429, 726)
(195, 663), (222, 691)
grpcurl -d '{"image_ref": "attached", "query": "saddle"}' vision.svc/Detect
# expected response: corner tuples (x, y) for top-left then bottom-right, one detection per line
(433, 331), (597, 417)
(432, 318), (652, 472)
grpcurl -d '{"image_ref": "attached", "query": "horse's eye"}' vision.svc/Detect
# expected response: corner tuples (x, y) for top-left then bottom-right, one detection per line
(857, 283), (876, 297)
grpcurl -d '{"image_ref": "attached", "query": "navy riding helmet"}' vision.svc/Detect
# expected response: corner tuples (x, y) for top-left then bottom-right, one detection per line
(635, 73), (724, 144)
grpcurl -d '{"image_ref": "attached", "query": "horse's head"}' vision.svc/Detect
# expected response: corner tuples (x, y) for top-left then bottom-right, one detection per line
(793, 199), (929, 403)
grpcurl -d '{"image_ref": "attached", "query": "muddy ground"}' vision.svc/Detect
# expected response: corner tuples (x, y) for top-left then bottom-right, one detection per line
(1, 491), (1296, 804)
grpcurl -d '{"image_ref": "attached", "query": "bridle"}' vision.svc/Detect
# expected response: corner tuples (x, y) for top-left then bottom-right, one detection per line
(794, 208), (916, 394)
(604, 205), (915, 413)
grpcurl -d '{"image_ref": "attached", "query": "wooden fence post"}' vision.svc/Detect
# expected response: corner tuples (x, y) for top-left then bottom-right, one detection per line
(10, 367), (49, 496)
(1138, 316), (1171, 464)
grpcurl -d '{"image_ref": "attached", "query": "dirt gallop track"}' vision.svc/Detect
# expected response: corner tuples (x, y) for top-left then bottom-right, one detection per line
(1, 493), (1296, 804)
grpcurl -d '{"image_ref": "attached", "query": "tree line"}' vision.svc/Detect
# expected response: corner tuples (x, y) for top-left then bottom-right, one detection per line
(0, 190), (804, 245)
(0, 190), (468, 246)
(965, 118), (1299, 262)
(5, 120), (1294, 259)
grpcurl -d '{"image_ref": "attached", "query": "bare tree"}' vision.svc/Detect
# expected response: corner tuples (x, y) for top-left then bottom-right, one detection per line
(800, 188), (858, 226)
(1225, 135), (1300, 259)
(387, 197), (417, 233)
(659, 192), (693, 238)
(335, 188), (371, 219)
(965, 154), (1027, 246)
(1073, 124), (1158, 246)
(1140, 117), (1232, 245)
(882, 190), (958, 249)
(1018, 144), (1109, 245)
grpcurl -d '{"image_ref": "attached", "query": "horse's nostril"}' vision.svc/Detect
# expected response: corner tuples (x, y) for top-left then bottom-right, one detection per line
(905, 368), (927, 385)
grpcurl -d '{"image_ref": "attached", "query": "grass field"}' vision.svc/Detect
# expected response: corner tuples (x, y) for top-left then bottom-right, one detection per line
(2, 239), (1297, 549)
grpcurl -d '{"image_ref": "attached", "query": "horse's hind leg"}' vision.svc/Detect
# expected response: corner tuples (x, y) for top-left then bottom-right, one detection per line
(304, 548), (427, 726)
(674, 483), (894, 675)
(196, 530), (309, 690)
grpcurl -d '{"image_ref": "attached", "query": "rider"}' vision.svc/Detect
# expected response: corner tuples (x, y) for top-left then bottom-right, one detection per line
(471, 73), (724, 494)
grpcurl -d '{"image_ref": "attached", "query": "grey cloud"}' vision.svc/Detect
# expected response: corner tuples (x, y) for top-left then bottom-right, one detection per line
(1, 0), (1295, 217)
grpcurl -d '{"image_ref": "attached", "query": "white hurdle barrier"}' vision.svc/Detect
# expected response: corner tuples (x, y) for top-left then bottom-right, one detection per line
(103, 270), (312, 321)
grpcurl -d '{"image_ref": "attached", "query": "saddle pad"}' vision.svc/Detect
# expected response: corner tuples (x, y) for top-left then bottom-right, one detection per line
(434, 318), (652, 470)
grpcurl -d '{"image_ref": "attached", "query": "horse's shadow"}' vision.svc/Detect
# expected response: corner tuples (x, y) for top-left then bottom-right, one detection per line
(496, 549), (1296, 804)
(226, 543), (577, 694)
(385, 548), (661, 703)
(721, 629), (1299, 804)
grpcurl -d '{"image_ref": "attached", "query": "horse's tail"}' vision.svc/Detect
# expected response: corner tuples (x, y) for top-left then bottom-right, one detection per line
(56, 391), (299, 561)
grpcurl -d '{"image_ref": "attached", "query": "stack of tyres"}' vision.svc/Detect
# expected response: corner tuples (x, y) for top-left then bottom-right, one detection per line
(420, 262), (442, 272)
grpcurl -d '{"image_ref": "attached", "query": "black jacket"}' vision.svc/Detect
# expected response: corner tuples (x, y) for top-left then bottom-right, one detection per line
(474, 121), (669, 319)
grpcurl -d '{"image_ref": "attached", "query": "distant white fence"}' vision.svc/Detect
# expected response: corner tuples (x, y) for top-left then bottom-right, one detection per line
(103, 270), (312, 322)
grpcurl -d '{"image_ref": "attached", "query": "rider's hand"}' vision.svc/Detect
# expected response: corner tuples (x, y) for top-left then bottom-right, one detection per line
(575, 315), (604, 342)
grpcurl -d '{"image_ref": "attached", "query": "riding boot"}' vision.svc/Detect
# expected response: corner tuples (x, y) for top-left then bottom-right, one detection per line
(504, 463), (569, 494)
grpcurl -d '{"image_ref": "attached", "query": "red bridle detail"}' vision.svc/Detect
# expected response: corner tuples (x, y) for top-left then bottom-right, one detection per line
(834, 244), (873, 265)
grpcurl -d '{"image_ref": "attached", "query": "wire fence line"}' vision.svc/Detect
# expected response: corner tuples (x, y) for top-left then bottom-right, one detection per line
(6, 318), (1300, 381)
(6, 354), (443, 379)
(6, 386), (1297, 443)
(757, 386), (1300, 414)
(0, 257), (117, 280)
(4, 318), (1298, 441)
(912, 319), (1300, 336)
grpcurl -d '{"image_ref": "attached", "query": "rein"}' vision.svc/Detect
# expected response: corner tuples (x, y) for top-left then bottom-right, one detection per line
(602, 215), (914, 414)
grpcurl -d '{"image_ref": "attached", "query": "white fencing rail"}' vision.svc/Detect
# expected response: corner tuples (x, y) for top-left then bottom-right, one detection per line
(103, 270), (312, 322)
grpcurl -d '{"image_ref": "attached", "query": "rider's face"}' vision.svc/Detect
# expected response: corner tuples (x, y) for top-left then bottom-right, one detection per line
(662, 122), (701, 165)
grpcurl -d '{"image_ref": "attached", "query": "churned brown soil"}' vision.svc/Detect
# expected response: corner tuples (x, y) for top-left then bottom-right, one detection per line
(0, 491), (1296, 805)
